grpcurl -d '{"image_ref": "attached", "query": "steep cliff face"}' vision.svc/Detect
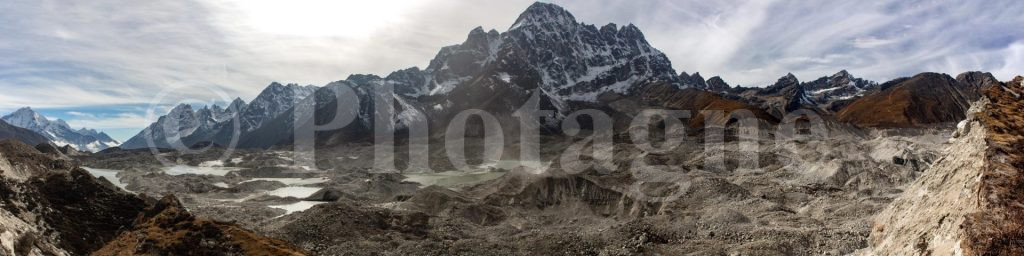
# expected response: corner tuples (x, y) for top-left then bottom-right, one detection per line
(860, 76), (1024, 255)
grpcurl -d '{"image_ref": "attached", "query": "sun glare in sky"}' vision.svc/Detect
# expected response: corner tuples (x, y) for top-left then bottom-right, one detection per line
(220, 0), (423, 38)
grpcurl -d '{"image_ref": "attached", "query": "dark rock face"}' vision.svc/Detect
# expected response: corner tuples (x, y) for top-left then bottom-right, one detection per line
(763, 73), (801, 95)
(499, 2), (681, 101)
(0, 120), (49, 147)
(705, 76), (732, 92)
(236, 83), (318, 133)
(955, 71), (1001, 96)
(304, 188), (351, 202)
(731, 73), (816, 118)
(34, 143), (63, 156)
(680, 72), (708, 89)
(28, 169), (149, 255)
(58, 144), (86, 156)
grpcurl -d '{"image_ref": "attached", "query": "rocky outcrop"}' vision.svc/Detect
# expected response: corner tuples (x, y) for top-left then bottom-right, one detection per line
(705, 76), (732, 92)
(0, 140), (146, 255)
(94, 195), (309, 256)
(730, 73), (818, 119)
(680, 72), (707, 89)
(858, 100), (989, 255)
(0, 139), (306, 255)
(860, 76), (1024, 255)
(262, 200), (430, 255)
(960, 76), (1024, 255)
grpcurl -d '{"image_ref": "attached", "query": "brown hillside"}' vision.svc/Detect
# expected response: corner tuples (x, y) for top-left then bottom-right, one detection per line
(837, 72), (982, 127)
(636, 83), (779, 128)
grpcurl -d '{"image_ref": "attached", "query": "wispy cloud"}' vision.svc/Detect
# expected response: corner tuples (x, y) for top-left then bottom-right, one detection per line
(555, 0), (1024, 85)
(852, 36), (897, 49)
(1, 0), (1022, 135)
(64, 112), (150, 130)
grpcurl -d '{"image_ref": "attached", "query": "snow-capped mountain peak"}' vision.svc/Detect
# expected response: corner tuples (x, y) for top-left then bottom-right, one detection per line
(804, 70), (878, 101)
(509, 2), (578, 30)
(3, 107), (50, 131)
(122, 1), (685, 149)
(238, 82), (318, 132)
(1, 107), (120, 152)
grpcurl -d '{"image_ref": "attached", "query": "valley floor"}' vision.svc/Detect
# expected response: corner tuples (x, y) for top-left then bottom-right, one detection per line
(74, 125), (956, 255)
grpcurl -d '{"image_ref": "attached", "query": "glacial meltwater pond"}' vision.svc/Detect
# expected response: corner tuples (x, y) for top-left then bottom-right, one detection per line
(266, 186), (322, 198)
(402, 160), (546, 188)
(270, 201), (326, 214)
(241, 177), (329, 186)
(402, 170), (507, 188)
(163, 165), (241, 176)
(82, 167), (129, 190)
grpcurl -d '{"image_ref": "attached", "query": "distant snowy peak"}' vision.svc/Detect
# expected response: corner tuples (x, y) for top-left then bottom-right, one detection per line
(705, 76), (732, 92)
(124, 81), (317, 149)
(0, 107), (119, 152)
(199, 98), (244, 124)
(680, 72), (732, 92)
(2, 107), (51, 131)
(680, 72), (707, 89)
(76, 128), (116, 143)
(238, 82), (318, 131)
(803, 70), (878, 102)
(120, 96), (249, 150)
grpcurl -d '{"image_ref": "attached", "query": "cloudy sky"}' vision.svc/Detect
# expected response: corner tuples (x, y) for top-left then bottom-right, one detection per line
(2, 0), (1022, 140)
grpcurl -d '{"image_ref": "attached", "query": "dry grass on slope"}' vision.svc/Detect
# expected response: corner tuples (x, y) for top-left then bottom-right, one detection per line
(636, 83), (779, 128)
(92, 195), (309, 256)
(962, 76), (1024, 256)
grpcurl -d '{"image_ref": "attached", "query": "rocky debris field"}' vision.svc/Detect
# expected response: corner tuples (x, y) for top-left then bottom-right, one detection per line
(62, 120), (956, 255)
